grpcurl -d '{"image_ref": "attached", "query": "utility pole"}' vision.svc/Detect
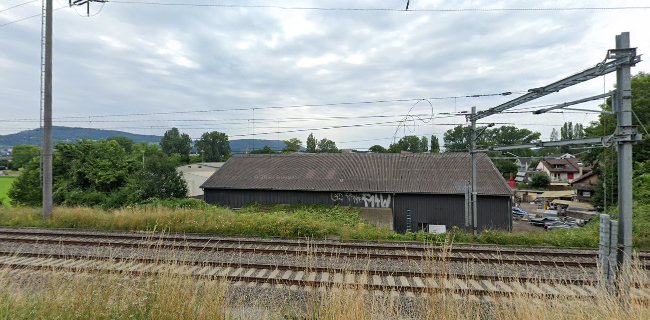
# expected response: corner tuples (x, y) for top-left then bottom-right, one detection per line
(42, 0), (53, 219)
(470, 106), (478, 235)
(615, 32), (634, 285)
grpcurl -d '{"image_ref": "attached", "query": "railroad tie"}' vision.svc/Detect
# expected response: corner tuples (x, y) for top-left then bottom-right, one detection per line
(467, 279), (484, 291)
(281, 270), (293, 281)
(320, 272), (330, 284)
(568, 285), (591, 296)
(553, 284), (577, 296)
(454, 279), (469, 291)
(243, 268), (257, 277)
(494, 281), (515, 294)
(267, 269), (280, 281)
(508, 282), (528, 294)
(412, 277), (426, 288)
(204, 267), (222, 276)
(398, 276), (410, 287)
(344, 273), (355, 285)
(385, 275), (396, 287)
(219, 267), (233, 277)
(525, 283), (547, 295)
(372, 275), (382, 286)
(481, 280), (500, 292)
(538, 283), (561, 296)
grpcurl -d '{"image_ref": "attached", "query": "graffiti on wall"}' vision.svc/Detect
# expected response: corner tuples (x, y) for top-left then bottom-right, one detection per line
(330, 192), (391, 208)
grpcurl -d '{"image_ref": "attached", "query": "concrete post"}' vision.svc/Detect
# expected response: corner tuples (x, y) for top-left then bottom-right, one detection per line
(42, 0), (53, 219)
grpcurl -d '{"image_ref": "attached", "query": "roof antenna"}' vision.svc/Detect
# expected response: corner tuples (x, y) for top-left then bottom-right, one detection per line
(405, 0), (410, 11)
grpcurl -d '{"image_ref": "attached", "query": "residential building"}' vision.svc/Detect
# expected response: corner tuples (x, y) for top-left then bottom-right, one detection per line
(535, 158), (591, 185)
(571, 172), (599, 203)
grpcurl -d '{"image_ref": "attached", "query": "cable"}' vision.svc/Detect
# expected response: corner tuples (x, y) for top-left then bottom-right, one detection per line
(0, 90), (523, 121)
(0, 5), (66, 28)
(632, 110), (650, 138)
(108, 1), (650, 12)
(0, 0), (38, 13)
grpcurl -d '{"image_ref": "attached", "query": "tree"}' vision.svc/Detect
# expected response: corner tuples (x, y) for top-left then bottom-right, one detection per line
(282, 138), (302, 153)
(493, 159), (518, 179)
(389, 135), (422, 153)
(306, 133), (317, 153)
(9, 140), (187, 208)
(317, 138), (339, 153)
(160, 128), (192, 163)
(530, 172), (551, 189)
(369, 145), (387, 153)
(10, 145), (40, 170)
(250, 146), (276, 154)
(443, 125), (473, 152)
(128, 151), (187, 201)
(574, 123), (584, 139)
(550, 128), (559, 141)
(560, 122), (574, 140)
(583, 73), (650, 207)
(420, 136), (429, 152)
(430, 135), (440, 153)
(195, 131), (231, 162)
(8, 157), (42, 206)
(106, 136), (135, 153)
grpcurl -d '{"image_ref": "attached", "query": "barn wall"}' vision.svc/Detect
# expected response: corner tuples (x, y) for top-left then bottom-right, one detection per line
(392, 194), (511, 233)
(204, 189), (511, 233)
(204, 189), (393, 209)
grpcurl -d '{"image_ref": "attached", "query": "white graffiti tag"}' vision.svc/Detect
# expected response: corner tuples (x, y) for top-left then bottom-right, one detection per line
(330, 192), (391, 208)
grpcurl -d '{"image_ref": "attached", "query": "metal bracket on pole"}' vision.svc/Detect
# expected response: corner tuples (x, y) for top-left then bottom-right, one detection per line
(613, 126), (642, 144)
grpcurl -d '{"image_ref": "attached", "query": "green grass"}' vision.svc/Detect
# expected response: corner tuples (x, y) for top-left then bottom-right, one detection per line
(0, 176), (16, 207)
(1, 201), (649, 249)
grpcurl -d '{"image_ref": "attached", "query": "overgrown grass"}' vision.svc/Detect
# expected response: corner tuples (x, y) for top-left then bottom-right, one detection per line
(1, 200), (649, 249)
(0, 176), (15, 207)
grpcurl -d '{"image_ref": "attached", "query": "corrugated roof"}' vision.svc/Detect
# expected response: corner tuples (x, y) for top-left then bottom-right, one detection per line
(201, 153), (512, 196)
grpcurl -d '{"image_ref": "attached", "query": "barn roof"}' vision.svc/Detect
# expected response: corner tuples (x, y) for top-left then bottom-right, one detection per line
(201, 153), (512, 196)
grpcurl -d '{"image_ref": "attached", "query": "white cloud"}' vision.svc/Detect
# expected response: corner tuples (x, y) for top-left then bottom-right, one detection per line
(0, 0), (648, 146)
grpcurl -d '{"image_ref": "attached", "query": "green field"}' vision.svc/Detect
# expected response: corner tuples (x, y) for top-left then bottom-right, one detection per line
(0, 176), (16, 207)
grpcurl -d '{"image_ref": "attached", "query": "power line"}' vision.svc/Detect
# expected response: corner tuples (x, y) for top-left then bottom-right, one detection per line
(0, 0), (38, 13)
(108, 1), (650, 12)
(0, 5), (66, 28)
(0, 91), (523, 121)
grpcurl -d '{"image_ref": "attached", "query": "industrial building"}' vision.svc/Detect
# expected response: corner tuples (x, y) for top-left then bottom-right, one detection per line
(201, 153), (513, 233)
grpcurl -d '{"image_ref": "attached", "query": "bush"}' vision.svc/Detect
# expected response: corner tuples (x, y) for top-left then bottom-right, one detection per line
(530, 172), (551, 188)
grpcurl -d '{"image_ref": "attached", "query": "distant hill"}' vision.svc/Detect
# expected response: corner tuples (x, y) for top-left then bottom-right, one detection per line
(0, 127), (292, 153)
(229, 139), (289, 153)
(0, 127), (162, 147)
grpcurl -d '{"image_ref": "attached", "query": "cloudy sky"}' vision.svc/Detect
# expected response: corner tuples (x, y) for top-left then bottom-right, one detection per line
(0, 0), (648, 150)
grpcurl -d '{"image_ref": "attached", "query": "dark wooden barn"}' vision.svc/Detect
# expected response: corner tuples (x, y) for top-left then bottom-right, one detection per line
(201, 153), (513, 233)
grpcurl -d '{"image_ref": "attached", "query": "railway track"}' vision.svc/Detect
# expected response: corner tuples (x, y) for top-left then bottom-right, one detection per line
(2, 252), (649, 301)
(2, 228), (649, 301)
(2, 228), (648, 269)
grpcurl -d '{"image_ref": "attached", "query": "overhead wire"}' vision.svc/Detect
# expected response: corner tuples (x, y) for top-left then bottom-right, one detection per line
(107, 1), (650, 12)
(0, 0), (38, 13)
(0, 90), (524, 121)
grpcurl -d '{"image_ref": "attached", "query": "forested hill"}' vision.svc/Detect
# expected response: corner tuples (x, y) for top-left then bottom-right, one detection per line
(0, 127), (161, 146)
(0, 127), (287, 152)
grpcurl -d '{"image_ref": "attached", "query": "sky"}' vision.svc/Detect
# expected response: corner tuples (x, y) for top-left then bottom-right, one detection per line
(0, 0), (648, 150)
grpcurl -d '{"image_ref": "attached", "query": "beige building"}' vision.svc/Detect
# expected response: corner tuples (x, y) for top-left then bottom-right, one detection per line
(535, 158), (591, 186)
(176, 162), (224, 197)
